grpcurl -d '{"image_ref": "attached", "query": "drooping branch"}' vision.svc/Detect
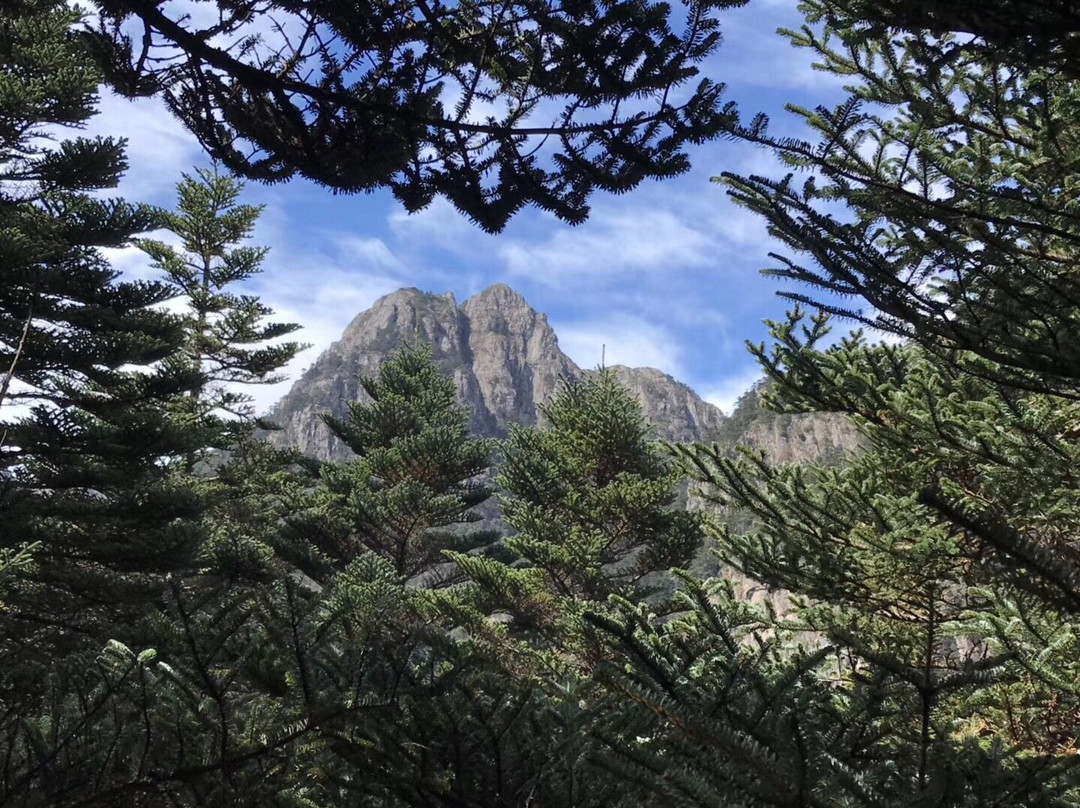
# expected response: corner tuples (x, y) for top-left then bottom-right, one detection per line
(88, 0), (744, 231)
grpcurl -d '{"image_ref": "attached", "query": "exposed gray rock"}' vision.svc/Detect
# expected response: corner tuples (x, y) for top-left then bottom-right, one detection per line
(268, 284), (731, 459)
(459, 284), (578, 435)
(609, 365), (727, 444)
(268, 288), (474, 461)
(704, 381), (861, 465)
(743, 411), (857, 465)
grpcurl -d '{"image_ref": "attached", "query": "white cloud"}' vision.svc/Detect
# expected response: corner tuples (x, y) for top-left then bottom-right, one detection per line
(72, 0), (863, 426)
(701, 365), (763, 416)
(98, 244), (156, 282)
(158, 0), (220, 28)
(388, 197), (477, 249)
(555, 316), (685, 377)
(500, 207), (715, 283)
(865, 321), (913, 348)
(710, 2), (848, 94)
(330, 235), (406, 272)
(90, 92), (201, 202)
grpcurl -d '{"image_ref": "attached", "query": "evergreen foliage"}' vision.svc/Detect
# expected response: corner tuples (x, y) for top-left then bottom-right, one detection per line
(664, 321), (1080, 804)
(587, 3), (1080, 804)
(449, 370), (703, 660)
(284, 344), (496, 584)
(437, 370), (705, 807)
(0, 0), (206, 657)
(8, 0), (1080, 804)
(715, 0), (1080, 658)
(0, 15), (312, 799)
(0, 4), (248, 801)
(142, 169), (311, 585)
(84, 0), (745, 231)
(265, 345), (557, 807)
(819, 0), (1080, 78)
(502, 369), (702, 600)
(139, 168), (305, 432)
(588, 575), (848, 807)
(724, 0), (1080, 390)
(266, 345), (619, 808)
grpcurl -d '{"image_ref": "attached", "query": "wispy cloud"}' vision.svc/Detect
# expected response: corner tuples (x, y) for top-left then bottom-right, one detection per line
(90, 91), (201, 203)
(701, 364), (763, 415)
(102, 225), (403, 416)
(709, 1), (847, 95)
(388, 197), (481, 251)
(330, 235), (406, 272)
(500, 206), (715, 283)
(554, 316), (685, 378)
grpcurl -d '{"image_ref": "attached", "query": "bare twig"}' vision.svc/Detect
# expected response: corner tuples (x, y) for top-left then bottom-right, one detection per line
(0, 307), (33, 451)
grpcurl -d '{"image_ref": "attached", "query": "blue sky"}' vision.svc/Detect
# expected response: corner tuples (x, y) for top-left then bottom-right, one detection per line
(92, 0), (852, 415)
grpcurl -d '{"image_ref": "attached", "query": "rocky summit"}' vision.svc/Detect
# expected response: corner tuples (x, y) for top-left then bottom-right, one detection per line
(268, 284), (731, 461)
(268, 282), (859, 472)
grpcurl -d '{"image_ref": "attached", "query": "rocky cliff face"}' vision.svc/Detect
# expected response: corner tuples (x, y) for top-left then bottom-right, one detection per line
(609, 365), (727, 444)
(683, 383), (862, 598)
(269, 284), (731, 460)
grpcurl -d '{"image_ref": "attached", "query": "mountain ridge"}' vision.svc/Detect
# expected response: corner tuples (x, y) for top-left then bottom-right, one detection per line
(269, 284), (729, 460)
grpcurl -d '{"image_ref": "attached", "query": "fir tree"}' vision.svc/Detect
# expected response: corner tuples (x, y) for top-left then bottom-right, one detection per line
(588, 3), (1080, 804)
(0, 3), (262, 802)
(439, 370), (704, 807)
(269, 346), (576, 808)
(724, 0), (1080, 390)
(451, 369), (702, 641)
(586, 573), (843, 808)
(140, 167), (308, 579)
(502, 368), (702, 601)
(0, 10), (314, 800)
(283, 343), (496, 585)
(139, 168), (304, 432)
(659, 320), (1080, 804)
(818, 0), (1080, 78)
(0, 0), (206, 656)
(714, 0), (1080, 697)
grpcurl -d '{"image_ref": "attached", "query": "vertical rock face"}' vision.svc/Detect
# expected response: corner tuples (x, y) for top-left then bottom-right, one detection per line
(268, 288), (478, 460)
(268, 284), (736, 460)
(743, 412), (857, 465)
(708, 383), (862, 465)
(459, 284), (579, 435)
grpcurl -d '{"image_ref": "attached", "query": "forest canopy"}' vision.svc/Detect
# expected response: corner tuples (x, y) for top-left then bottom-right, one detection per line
(3, 0), (1080, 805)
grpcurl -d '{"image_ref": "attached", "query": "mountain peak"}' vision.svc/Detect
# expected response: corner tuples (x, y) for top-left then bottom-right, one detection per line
(339, 287), (456, 342)
(465, 283), (530, 308)
(269, 284), (727, 459)
(390, 286), (456, 305)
